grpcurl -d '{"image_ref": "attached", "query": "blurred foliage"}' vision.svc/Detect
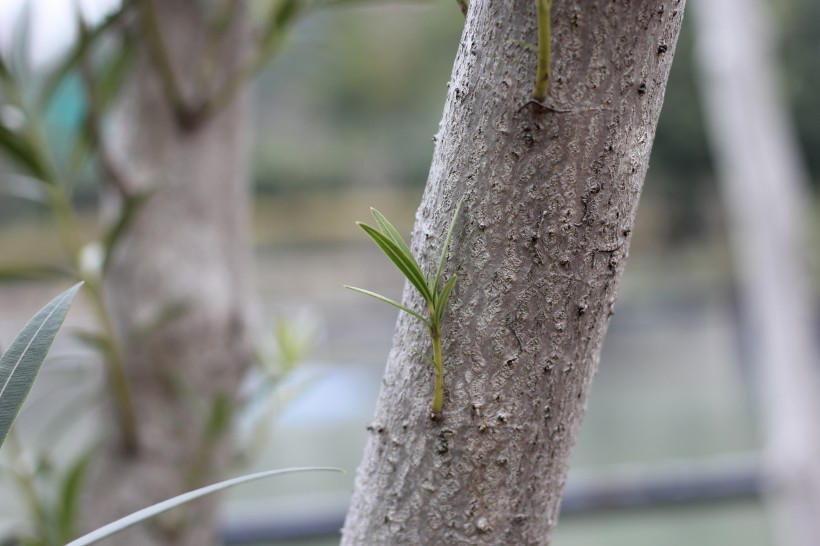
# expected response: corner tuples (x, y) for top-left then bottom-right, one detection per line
(251, 3), (464, 193)
(4, 0), (816, 243)
(248, 0), (817, 242)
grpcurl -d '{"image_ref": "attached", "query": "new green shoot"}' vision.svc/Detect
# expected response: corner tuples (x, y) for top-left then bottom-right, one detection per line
(345, 199), (463, 421)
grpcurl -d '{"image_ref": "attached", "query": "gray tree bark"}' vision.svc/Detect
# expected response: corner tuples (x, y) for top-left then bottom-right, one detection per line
(342, 1), (685, 544)
(692, 0), (820, 544)
(83, 2), (253, 545)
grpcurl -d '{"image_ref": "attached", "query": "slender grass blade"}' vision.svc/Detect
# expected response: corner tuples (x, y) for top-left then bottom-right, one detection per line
(65, 467), (342, 546)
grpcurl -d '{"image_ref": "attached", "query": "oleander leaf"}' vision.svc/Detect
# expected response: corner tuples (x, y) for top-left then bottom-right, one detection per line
(345, 286), (430, 328)
(0, 124), (51, 182)
(39, 3), (131, 110)
(358, 222), (432, 303)
(0, 264), (74, 282)
(370, 208), (416, 268)
(435, 275), (457, 324)
(0, 283), (82, 449)
(432, 197), (463, 295)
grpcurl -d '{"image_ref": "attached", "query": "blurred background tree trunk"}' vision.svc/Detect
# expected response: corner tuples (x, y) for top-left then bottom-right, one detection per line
(83, 1), (253, 544)
(692, 0), (820, 544)
(341, 0), (686, 544)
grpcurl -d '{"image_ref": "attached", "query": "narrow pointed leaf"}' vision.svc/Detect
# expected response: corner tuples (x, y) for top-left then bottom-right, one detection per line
(370, 208), (417, 268)
(0, 52), (11, 83)
(38, 3), (131, 110)
(102, 189), (153, 273)
(0, 282), (82, 449)
(344, 286), (430, 327)
(358, 223), (432, 303)
(71, 329), (111, 353)
(58, 451), (93, 542)
(0, 124), (51, 182)
(0, 264), (74, 282)
(96, 37), (136, 113)
(65, 467), (342, 546)
(433, 197), (464, 294)
(435, 275), (458, 324)
(412, 349), (436, 367)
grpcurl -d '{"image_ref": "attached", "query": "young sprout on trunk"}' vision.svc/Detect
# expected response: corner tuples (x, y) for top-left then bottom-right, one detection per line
(345, 199), (463, 421)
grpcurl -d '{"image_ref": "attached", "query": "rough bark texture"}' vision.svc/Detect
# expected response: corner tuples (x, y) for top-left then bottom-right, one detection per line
(692, 1), (820, 544)
(342, 1), (685, 544)
(84, 2), (252, 545)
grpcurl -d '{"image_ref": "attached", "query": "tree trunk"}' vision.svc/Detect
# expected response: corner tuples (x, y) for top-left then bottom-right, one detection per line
(84, 2), (252, 545)
(342, 1), (685, 544)
(691, 0), (820, 544)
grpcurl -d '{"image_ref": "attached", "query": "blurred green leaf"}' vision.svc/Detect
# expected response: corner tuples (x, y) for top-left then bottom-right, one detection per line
(129, 300), (188, 343)
(65, 467), (343, 546)
(0, 124), (51, 182)
(0, 173), (49, 203)
(0, 264), (74, 282)
(39, 4), (132, 111)
(102, 189), (153, 273)
(0, 52), (11, 83)
(58, 451), (93, 542)
(0, 283), (82, 449)
(95, 38), (136, 112)
(8, 2), (33, 86)
(71, 329), (111, 354)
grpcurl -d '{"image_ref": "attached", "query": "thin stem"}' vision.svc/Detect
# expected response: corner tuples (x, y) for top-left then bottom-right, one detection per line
(430, 327), (444, 420)
(532, 0), (553, 101)
(82, 277), (141, 454)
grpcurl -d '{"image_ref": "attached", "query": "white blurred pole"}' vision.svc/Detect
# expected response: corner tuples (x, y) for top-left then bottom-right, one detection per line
(691, 1), (820, 544)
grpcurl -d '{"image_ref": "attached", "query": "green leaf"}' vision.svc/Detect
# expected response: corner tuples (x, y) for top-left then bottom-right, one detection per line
(435, 275), (458, 324)
(370, 208), (416, 268)
(0, 173), (49, 203)
(344, 286), (431, 328)
(0, 282), (82, 449)
(0, 124), (51, 182)
(0, 52), (11, 83)
(257, 0), (302, 60)
(512, 39), (537, 53)
(65, 467), (342, 546)
(95, 37), (136, 113)
(358, 223), (432, 303)
(102, 189), (153, 273)
(0, 264), (74, 282)
(38, 4), (131, 110)
(432, 197), (464, 295)
(412, 349), (436, 367)
(58, 451), (93, 542)
(71, 329), (111, 354)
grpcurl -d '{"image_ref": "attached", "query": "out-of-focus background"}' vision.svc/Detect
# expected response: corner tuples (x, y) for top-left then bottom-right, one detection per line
(0, 0), (818, 545)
